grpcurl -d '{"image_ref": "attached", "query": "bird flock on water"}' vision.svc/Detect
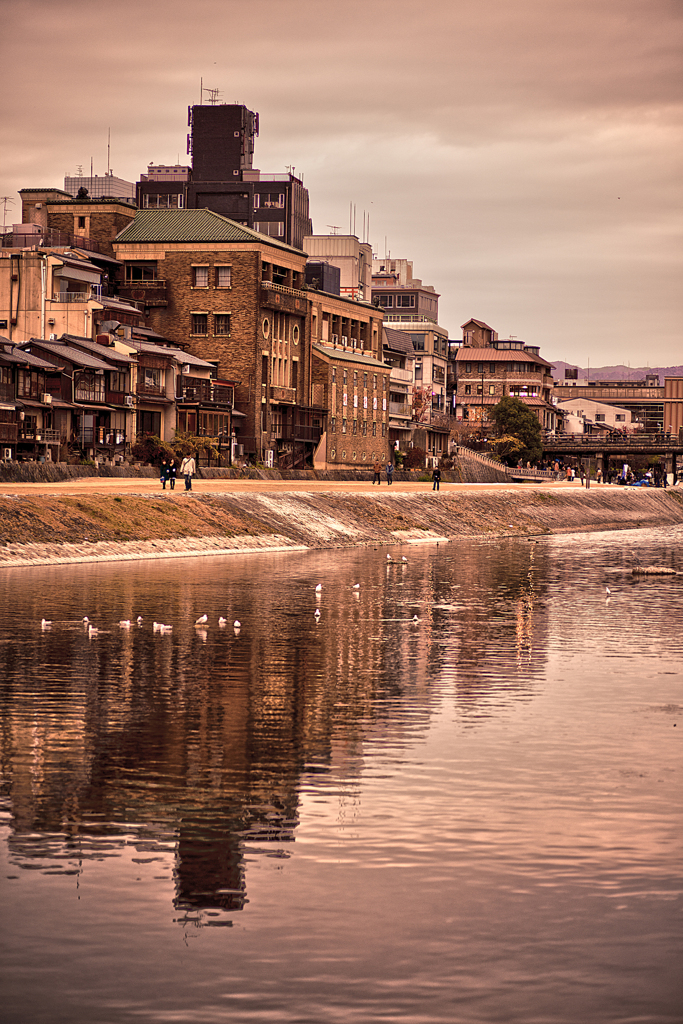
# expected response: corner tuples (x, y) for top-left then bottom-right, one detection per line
(37, 551), (425, 636)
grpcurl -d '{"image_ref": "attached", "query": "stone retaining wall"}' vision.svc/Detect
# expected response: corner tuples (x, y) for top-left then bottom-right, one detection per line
(1, 488), (682, 568)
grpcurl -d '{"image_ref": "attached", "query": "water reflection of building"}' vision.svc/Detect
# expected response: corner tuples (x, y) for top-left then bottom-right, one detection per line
(0, 544), (552, 915)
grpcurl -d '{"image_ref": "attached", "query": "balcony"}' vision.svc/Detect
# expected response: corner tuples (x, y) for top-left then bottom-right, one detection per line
(260, 280), (307, 313)
(389, 401), (411, 418)
(389, 366), (413, 384)
(0, 382), (14, 403)
(271, 424), (322, 443)
(269, 385), (297, 404)
(137, 381), (167, 398)
(177, 377), (234, 405)
(19, 428), (61, 443)
(75, 387), (106, 403)
(118, 280), (168, 307)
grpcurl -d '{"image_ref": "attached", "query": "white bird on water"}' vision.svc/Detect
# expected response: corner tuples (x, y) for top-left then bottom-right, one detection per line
(195, 614), (208, 626)
(387, 554), (392, 561)
(159, 624), (173, 634)
(233, 620), (241, 629)
(119, 620), (131, 629)
(41, 618), (52, 629)
(82, 616), (89, 625)
(412, 615), (420, 623)
(314, 608), (321, 620)
(352, 583), (360, 589)
(218, 617), (227, 627)
(88, 624), (99, 638)
(401, 556), (408, 563)
(315, 584), (322, 593)
(136, 616), (143, 625)
(606, 586), (611, 597)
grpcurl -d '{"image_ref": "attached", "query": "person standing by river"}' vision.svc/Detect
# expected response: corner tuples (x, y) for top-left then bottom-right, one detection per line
(160, 459), (169, 490)
(432, 465), (442, 491)
(168, 460), (177, 490)
(372, 459), (382, 485)
(386, 461), (394, 485)
(179, 453), (196, 492)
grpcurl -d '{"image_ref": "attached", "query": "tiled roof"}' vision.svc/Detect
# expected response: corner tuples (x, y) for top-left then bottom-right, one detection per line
(129, 341), (214, 368)
(312, 342), (389, 369)
(22, 339), (114, 371)
(383, 327), (415, 357)
(114, 209), (304, 255)
(60, 334), (137, 365)
(456, 347), (553, 369)
(0, 340), (61, 370)
(461, 318), (495, 330)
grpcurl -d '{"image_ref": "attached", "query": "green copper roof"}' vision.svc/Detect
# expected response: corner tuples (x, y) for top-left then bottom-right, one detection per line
(114, 209), (304, 254)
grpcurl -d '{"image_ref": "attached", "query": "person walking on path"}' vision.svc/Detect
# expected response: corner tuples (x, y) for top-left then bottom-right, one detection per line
(432, 465), (442, 491)
(168, 459), (177, 490)
(160, 459), (169, 490)
(385, 461), (394, 485)
(179, 453), (196, 491)
(372, 459), (382, 485)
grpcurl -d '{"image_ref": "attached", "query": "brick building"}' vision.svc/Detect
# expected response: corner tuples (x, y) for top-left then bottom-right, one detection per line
(455, 319), (557, 431)
(307, 287), (389, 470)
(113, 208), (319, 466)
(18, 189), (136, 258)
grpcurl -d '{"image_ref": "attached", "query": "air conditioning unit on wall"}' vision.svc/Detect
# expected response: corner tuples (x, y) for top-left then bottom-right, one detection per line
(41, 393), (52, 404)
(265, 450), (274, 468)
(125, 396), (135, 407)
(3, 448), (12, 460)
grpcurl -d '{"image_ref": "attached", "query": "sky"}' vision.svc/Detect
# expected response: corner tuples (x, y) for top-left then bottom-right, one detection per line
(1, 0), (682, 367)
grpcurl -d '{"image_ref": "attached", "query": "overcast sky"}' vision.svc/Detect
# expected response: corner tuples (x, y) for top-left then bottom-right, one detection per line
(2, 0), (681, 366)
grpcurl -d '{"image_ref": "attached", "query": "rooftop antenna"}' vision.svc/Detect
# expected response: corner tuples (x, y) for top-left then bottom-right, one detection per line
(1, 196), (16, 234)
(205, 87), (221, 104)
(76, 165), (83, 177)
(107, 128), (110, 176)
(328, 224), (340, 235)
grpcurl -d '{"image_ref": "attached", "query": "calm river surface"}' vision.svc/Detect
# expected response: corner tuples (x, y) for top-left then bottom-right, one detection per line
(1, 527), (682, 1024)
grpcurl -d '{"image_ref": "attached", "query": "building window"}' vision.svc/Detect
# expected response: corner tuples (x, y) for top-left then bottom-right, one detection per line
(373, 374), (377, 389)
(464, 384), (471, 395)
(254, 221), (284, 238)
(193, 266), (209, 288)
(125, 262), (157, 282)
(353, 419), (358, 435)
(595, 413), (606, 421)
(216, 266), (232, 288)
(489, 385), (495, 395)
(364, 373), (368, 387)
(77, 216), (86, 229)
(215, 314), (231, 336)
(332, 367), (336, 382)
(396, 294), (415, 307)
(372, 422), (377, 436)
(376, 294), (393, 308)
(615, 414), (626, 421)
(191, 313), (208, 335)
(489, 363), (496, 373)
(415, 360), (423, 380)
(261, 193), (285, 209)
(477, 384), (483, 395)
(331, 417), (336, 433)
(362, 421), (367, 436)
(342, 418), (347, 434)
(382, 423), (386, 436)
(343, 370), (347, 384)
(465, 362), (472, 373)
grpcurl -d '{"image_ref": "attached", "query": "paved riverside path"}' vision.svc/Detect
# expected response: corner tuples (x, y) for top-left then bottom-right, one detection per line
(0, 476), (584, 497)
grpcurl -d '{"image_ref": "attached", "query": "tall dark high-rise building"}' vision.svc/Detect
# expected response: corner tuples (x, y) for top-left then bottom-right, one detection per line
(184, 104), (312, 250)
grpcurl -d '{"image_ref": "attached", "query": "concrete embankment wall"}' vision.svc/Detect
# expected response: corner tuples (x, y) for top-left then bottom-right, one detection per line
(1, 488), (682, 568)
(0, 452), (509, 486)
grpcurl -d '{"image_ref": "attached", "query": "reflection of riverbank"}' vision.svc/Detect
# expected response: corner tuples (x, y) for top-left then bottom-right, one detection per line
(0, 541), (556, 921)
(1, 487), (683, 566)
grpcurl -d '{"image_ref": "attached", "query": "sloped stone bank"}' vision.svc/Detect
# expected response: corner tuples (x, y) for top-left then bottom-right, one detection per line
(1, 487), (682, 567)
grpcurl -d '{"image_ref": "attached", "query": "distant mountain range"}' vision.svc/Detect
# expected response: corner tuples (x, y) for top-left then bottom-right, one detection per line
(551, 362), (683, 384)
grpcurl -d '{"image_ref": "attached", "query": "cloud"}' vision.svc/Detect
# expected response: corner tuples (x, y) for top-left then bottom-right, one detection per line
(1, 0), (681, 363)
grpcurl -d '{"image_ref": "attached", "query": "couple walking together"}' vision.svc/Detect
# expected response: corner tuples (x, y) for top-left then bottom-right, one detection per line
(372, 460), (394, 485)
(161, 455), (196, 490)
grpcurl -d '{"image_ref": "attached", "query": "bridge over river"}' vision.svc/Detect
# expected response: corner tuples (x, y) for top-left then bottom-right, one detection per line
(542, 432), (683, 475)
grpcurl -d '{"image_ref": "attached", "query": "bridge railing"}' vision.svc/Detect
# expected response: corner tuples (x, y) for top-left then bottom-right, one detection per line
(544, 431), (681, 448)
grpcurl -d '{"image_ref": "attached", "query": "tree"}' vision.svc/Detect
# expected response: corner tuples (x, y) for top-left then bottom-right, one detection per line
(489, 397), (542, 465)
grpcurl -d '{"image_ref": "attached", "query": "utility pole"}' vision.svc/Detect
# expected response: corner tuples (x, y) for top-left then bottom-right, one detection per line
(1, 196), (16, 234)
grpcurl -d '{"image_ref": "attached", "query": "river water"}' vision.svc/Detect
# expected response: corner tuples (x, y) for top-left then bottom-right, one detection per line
(0, 527), (681, 1024)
